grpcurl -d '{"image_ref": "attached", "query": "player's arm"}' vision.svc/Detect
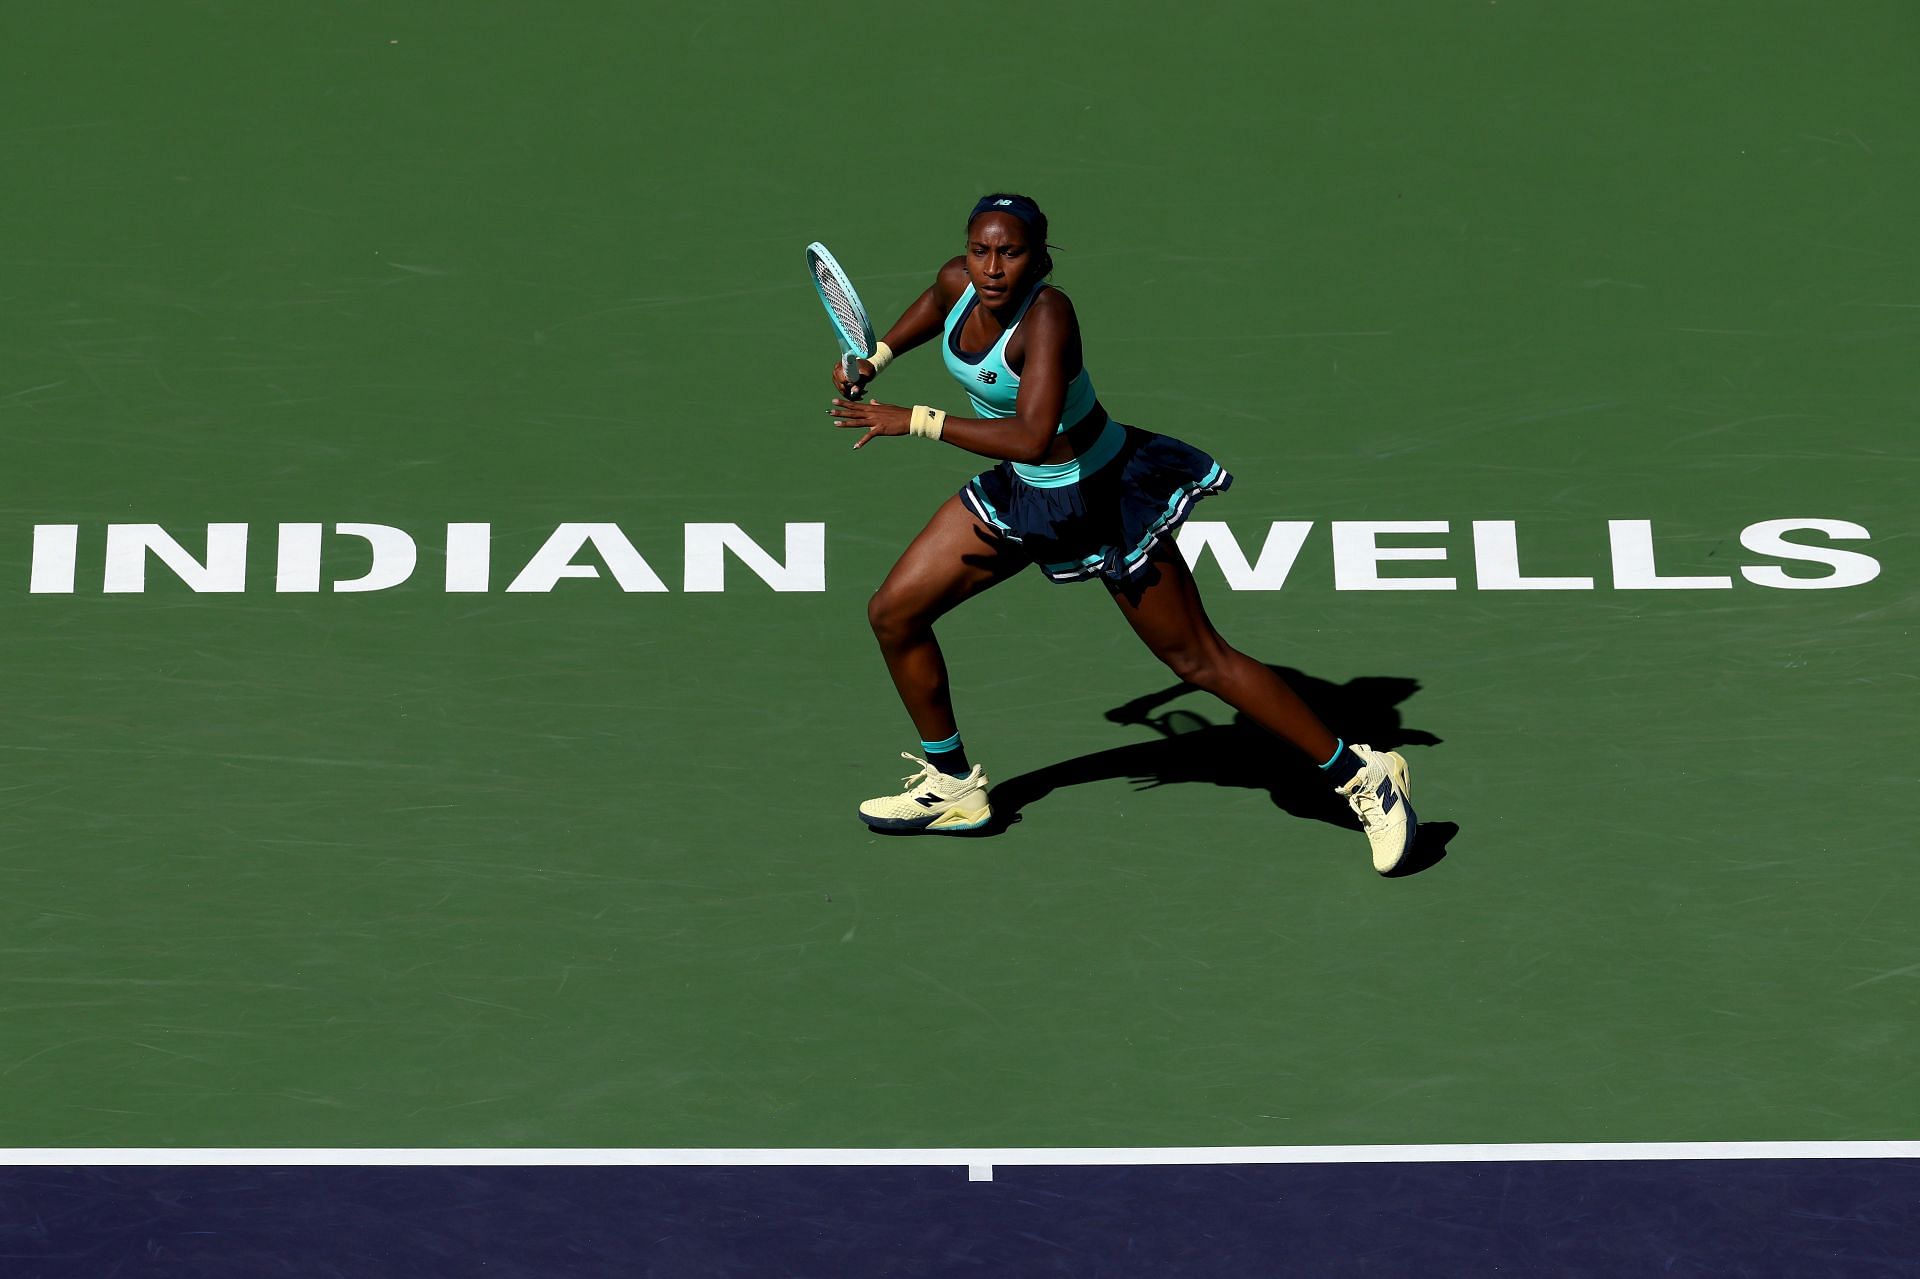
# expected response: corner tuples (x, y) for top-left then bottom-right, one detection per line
(830, 290), (1074, 463)
(879, 257), (970, 356)
(833, 259), (970, 397)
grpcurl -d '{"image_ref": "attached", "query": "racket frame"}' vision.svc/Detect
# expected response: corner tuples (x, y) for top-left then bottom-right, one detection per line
(806, 242), (878, 391)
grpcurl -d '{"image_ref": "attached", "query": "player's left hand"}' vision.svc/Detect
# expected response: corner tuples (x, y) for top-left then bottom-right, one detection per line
(828, 397), (910, 450)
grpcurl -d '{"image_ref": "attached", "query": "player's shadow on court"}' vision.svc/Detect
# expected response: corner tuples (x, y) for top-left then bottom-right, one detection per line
(985, 666), (1456, 876)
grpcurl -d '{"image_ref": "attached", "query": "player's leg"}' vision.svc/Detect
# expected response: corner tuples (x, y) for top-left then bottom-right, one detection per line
(858, 495), (1028, 833)
(869, 494), (1028, 748)
(1107, 545), (1416, 871)
(1106, 545), (1339, 760)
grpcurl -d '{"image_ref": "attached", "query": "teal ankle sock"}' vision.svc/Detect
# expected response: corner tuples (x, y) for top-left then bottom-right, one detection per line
(920, 732), (970, 778)
(1317, 738), (1364, 787)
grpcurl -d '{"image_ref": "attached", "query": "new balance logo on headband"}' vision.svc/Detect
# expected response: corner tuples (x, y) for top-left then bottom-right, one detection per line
(977, 370), (998, 384)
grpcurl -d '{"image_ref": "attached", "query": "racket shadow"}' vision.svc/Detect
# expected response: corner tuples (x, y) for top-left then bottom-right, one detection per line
(981, 665), (1456, 875)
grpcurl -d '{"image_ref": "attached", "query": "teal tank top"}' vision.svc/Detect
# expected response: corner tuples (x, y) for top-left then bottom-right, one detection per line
(941, 283), (1099, 432)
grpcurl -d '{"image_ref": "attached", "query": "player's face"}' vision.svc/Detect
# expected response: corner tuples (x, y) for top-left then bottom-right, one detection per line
(965, 213), (1039, 307)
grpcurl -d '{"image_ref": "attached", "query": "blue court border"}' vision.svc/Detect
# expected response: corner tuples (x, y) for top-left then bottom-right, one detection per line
(2, 1145), (1916, 1276)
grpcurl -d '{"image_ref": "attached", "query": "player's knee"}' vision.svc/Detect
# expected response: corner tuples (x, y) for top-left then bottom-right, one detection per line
(1156, 641), (1229, 691)
(867, 588), (923, 648)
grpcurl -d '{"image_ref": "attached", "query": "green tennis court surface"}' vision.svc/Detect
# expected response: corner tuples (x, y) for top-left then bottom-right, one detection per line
(1, 1), (1913, 1158)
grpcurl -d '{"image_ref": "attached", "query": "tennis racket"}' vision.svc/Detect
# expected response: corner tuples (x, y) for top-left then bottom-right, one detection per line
(806, 241), (877, 399)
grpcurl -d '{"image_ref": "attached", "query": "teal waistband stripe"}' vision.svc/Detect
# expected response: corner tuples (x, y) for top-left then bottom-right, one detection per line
(1010, 419), (1126, 489)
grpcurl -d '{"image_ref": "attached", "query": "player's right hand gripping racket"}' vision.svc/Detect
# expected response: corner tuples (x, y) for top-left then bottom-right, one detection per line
(806, 242), (877, 399)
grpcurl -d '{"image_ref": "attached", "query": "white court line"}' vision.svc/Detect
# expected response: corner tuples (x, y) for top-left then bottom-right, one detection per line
(3, 1141), (1916, 1179)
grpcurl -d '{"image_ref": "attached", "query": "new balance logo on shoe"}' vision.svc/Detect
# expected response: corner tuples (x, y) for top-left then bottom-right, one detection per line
(915, 793), (945, 807)
(1377, 781), (1398, 815)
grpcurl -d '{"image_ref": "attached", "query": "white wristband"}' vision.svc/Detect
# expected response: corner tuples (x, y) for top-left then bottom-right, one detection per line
(909, 405), (947, 440)
(866, 341), (894, 374)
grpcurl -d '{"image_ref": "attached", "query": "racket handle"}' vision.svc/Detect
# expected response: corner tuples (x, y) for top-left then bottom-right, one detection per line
(840, 351), (867, 401)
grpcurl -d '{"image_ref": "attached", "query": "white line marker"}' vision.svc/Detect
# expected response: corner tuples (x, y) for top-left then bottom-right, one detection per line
(0, 1142), (1914, 1168)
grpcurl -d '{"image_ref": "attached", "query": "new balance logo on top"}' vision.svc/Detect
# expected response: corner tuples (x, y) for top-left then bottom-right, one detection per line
(977, 370), (998, 384)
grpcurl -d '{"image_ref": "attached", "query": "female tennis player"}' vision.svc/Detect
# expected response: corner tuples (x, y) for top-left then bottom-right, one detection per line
(828, 194), (1416, 872)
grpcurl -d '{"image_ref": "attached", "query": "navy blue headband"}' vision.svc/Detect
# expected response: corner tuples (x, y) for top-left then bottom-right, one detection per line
(968, 194), (1044, 235)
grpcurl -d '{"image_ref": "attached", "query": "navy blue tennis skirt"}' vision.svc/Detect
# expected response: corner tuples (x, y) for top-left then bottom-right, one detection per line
(959, 423), (1232, 584)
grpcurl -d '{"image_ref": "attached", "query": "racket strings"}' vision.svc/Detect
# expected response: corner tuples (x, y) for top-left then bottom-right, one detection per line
(811, 265), (864, 346)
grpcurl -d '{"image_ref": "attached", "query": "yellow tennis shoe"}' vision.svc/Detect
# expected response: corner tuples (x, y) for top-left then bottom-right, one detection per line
(858, 753), (993, 834)
(1337, 744), (1418, 873)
